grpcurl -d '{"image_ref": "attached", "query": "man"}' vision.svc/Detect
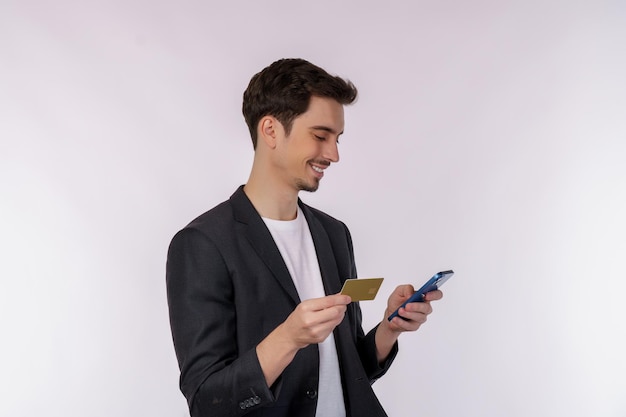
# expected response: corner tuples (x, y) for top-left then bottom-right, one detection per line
(166, 58), (442, 417)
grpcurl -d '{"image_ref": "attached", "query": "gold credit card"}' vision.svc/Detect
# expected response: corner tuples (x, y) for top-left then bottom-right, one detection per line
(340, 278), (384, 301)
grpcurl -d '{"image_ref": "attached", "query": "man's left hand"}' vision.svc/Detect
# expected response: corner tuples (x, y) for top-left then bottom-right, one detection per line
(384, 284), (443, 333)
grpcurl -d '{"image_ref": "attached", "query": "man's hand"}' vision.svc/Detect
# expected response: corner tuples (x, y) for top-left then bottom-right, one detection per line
(256, 294), (351, 387)
(375, 285), (443, 362)
(280, 294), (352, 348)
(385, 284), (443, 332)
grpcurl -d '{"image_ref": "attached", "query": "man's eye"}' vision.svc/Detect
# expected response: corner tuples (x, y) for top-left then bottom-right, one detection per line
(314, 134), (339, 145)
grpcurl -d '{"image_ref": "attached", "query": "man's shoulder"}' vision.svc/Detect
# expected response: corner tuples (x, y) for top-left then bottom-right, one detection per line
(179, 186), (247, 237)
(185, 199), (233, 232)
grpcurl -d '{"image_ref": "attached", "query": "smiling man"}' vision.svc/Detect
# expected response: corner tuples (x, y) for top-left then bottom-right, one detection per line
(166, 58), (442, 417)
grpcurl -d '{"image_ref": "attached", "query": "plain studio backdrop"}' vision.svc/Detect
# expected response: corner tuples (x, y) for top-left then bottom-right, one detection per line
(1, 1), (625, 416)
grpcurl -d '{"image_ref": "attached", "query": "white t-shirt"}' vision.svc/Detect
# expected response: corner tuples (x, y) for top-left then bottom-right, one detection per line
(263, 207), (346, 417)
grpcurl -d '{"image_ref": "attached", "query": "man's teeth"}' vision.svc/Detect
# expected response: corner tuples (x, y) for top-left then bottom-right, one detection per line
(312, 166), (324, 173)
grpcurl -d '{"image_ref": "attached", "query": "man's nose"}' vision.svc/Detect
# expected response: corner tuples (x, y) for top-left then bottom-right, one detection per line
(323, 140), (340, 163)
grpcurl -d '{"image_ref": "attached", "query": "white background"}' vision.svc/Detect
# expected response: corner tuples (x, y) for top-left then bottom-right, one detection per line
(1, 1), (625, 416)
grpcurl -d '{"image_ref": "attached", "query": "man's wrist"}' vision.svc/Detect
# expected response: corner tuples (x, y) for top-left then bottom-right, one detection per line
(374, 319), (400, 362)
(256, 324), (301, 387)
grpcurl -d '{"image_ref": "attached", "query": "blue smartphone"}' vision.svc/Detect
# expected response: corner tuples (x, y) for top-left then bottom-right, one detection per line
(387, 270), (454, 321)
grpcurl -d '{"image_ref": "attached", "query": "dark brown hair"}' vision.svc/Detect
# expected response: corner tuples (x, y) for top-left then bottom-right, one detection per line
(242, 58), (358, 148)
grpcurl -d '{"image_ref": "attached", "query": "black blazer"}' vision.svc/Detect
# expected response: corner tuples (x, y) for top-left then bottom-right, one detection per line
(166, 186), (397, 417)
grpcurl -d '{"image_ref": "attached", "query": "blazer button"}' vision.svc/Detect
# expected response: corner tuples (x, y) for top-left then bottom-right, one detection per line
(306, 389), (317, 399)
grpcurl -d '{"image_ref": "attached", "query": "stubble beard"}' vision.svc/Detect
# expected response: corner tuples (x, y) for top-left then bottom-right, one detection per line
(296, 178), (320, 193)
(296, 159), (329, 192)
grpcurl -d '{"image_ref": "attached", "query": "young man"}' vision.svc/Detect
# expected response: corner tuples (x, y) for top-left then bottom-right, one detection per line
(166, 58), (442, 417)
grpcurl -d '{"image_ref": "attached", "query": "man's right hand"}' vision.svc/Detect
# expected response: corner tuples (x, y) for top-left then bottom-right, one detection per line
(256, 294), (351, 387)
(281, 294), (351, 348)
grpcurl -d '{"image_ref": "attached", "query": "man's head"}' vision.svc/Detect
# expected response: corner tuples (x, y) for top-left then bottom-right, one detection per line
(242, 58), (358, 149)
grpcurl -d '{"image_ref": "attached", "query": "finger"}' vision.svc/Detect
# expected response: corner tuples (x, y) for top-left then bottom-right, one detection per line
(389, 314), (424, 332)
(299, 304), (347, 328)
(397, 307), (429, 323)
(423, 290), (443, 302)
(320, 304), (348, 323)
(303, 294), (351, 311)
(323, 293), (351, 306)
(390, 309), (428, 330)
(305, 318), (344, 343)
(403, 301), (433, 315)
(395, 284), (415, 299)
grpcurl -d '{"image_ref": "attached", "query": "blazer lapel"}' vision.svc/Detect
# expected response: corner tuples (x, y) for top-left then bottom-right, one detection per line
(300, 202), (379, 416)
(229, 186), (300, 305)
(299, 202), (343, 296)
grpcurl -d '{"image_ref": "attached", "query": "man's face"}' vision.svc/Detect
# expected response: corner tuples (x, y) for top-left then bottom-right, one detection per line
(274, 96), (345, 193)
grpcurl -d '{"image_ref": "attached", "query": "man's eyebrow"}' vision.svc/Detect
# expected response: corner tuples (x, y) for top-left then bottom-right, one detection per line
(310, 125), (344, 135)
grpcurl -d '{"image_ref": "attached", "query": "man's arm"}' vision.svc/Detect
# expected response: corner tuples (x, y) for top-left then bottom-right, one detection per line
(374, 286), (443, 362)
(166, 228), (273, 416)
(255, 294), (350, 387)
(167, 227), (351, 414)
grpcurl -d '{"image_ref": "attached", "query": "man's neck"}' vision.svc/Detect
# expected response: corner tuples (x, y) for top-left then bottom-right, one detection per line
(243, 179), (299, 221)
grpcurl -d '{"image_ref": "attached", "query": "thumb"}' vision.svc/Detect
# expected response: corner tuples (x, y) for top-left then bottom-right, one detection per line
(396, 284), (415, 299)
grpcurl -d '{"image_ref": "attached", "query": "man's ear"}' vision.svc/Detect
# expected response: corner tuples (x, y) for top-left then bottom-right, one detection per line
(258, 116), (281, 149)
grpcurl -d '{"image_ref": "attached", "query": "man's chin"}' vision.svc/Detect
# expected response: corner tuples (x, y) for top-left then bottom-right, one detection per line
(296, 179), (320, 193)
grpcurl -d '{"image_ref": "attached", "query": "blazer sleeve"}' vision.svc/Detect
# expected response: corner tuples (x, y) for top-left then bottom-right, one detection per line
(166, 227), (278, 416)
